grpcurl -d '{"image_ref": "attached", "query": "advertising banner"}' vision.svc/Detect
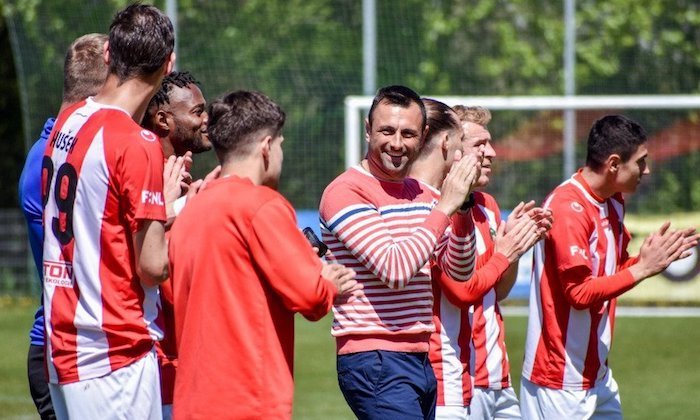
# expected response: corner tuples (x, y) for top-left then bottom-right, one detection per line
(297, 210), (700, 303)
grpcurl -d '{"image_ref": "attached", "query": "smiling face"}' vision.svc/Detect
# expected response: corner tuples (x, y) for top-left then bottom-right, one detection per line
(365, 100), (424, 181)
(462, 121), (496, 187)
(166, 84), (211, 155)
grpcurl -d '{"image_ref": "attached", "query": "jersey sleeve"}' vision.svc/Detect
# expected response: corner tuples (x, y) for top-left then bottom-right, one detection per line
(320, 179), (450, 290)
(19, 137), (48, 276)
(547, 196), (636, 309)
(437, 193), (508, 304)
(433, 210), (477, 282)
(435, 251), (510, 306)
(118, 131), (167, 232)
(249, 195), (337, 321)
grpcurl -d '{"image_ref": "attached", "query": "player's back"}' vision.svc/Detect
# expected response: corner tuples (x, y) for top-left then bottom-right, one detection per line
(42, 98), (166, 384)
(170, 174), (332, 418)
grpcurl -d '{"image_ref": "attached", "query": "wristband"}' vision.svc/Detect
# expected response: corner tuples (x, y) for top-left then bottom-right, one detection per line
(459, 193), (475, 211)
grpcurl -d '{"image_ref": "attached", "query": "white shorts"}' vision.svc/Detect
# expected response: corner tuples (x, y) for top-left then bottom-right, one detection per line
(519, 369), (622, 420)
(436, 404), (471, 420)
(49, 350), (162, 420)
(470, 386), (521, 419)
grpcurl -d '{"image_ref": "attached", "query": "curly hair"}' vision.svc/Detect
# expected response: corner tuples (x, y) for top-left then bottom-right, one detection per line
(149, 71), (200, 108)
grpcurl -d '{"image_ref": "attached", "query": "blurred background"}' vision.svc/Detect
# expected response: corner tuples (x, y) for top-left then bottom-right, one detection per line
(2, 2), (700, 419)
(3, 0), (700, 303)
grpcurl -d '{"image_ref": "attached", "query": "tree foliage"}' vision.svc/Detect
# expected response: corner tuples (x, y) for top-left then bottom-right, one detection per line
(3, 0), (700, 211)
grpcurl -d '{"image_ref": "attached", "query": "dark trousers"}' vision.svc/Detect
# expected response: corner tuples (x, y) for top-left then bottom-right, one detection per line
(27, 344), (55, 420)
(337, 350), (437, 419)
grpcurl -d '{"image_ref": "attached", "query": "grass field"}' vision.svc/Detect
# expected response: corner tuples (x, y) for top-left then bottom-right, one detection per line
(2, 299), (699, 419)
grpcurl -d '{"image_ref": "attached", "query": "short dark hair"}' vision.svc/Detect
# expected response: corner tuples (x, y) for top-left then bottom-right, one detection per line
(423, 98), (461, 146)
(585, 115), (647, 171)
(367, 85), (426, 129)
(207, 90), (286, 162)
(108, 3), (174, 82)
(63, 33), (108, 104)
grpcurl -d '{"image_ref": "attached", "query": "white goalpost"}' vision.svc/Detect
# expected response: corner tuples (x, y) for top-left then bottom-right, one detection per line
(344, 94), (700, 174)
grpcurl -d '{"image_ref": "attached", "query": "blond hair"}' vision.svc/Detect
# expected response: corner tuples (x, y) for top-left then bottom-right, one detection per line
(63, 33), (108, 104)
(453, 105), (492, 127)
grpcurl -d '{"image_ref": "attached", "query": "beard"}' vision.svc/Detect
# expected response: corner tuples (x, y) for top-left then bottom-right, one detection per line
(173, 124), (211, 155)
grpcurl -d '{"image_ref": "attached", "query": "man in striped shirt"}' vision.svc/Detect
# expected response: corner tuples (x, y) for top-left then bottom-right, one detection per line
(521, 115), (699, 419)
(319, 86), (480, 419)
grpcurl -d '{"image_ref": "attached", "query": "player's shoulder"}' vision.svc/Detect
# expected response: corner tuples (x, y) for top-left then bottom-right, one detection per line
(540, 183), (597, 237)
(211, 176), (290, 209)
(321, 167), (376, 203)
(324, 167), (367, 190)
(102, 112), (157, 143)
(546, 181), (588, 214)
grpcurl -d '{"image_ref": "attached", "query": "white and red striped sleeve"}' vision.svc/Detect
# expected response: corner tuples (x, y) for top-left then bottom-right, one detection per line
(320, 179), (450, 290)
(433, 210), (477, 282)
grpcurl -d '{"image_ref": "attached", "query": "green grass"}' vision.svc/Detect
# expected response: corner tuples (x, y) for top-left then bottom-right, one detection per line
(294, 313), (700, 420)
(2, 300), (699, 419)
(0, 298), (37, 419)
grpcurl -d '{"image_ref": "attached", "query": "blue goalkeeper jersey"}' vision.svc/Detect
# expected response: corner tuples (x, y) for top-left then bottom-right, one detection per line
(19, 118), (55, 346)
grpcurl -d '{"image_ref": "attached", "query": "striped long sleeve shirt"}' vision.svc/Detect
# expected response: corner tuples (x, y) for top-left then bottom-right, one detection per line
(319, 166), (476, 354)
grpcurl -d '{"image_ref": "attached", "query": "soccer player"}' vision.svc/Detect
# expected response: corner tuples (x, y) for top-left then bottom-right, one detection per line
(141, 70), (213, 420)
(42, 4), (176, 419)
(520, 115), (699, 419)
(319, 86), (480, 419)
(424, 105), (550, 420)
(142, 70), (211, 157)
(169, 90), (361, 419)
(18, 32), (108, 420)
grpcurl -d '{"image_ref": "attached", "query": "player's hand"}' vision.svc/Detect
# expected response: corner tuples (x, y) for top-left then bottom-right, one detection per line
(184, 165), (221, 202)
(634, 222), (699, 279)
(673, 227), (700, 260)
(505, 201), (552, 241)
(312, 246), (331, 258)
(494, 217), (541, 264)
(163, 153), (191, 219)
(322, 263), (363, 304)
(435, 151), (481, 216)
(529, 207), (553, 239)
(176, 152), (194, 195)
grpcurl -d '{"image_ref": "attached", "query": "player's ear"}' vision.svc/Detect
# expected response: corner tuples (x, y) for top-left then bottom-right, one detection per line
(607, 154), (621, 173)
(165, 52), (176, 75)
(364, 118), (371, 143)
(103, 41), (110, 65)
(441, 131), (450, 153)
(261, 135), (273, 169)
(155, 109), (170, 132)
(261, 135), (273, 158)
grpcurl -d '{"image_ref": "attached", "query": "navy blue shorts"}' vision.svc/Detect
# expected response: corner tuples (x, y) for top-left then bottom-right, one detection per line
(337, 350), (437, 419)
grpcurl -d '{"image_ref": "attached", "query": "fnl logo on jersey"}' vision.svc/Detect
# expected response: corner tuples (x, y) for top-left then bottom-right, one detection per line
(44, 260), (74, 288)
(141, 190), (164, 205)
(570, 245), (588, 260)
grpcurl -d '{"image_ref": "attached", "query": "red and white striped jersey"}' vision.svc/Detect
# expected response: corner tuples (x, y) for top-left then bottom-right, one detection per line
(431, 192), (513, 407)
(42, 98), (166, 384)
(522, 171), (637, 390)
(469, 193), (511, 390)
(319, 166), (476, 354)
